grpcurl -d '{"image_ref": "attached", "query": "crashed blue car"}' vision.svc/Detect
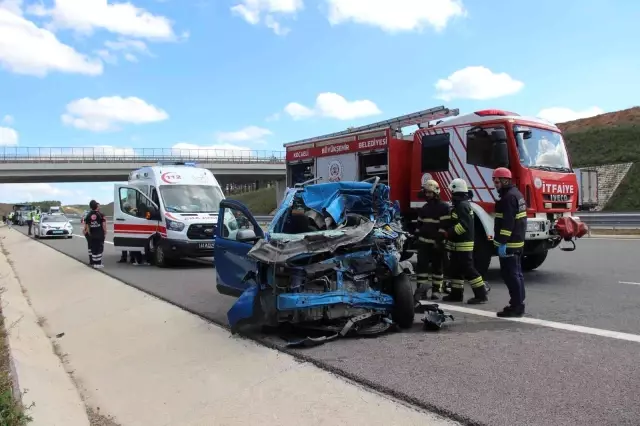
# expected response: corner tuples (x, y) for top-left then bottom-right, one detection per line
(214, 180), (416, 341)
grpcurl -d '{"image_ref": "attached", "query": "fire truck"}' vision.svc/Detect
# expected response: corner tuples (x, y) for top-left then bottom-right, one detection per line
(283, 105), (587, 275)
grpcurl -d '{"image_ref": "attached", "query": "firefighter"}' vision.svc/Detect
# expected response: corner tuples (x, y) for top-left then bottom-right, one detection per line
(414, 180), (450, 301)
(492, 167), (527, 317)
(441, 178), (488, 304)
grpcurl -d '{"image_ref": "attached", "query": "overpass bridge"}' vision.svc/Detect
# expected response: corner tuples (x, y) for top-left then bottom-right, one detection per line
(0, 147), (286, 186)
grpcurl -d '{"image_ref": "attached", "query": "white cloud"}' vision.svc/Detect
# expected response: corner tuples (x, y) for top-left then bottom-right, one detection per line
(325, 0), (465, 32)
(61, 96), (169, 132)
(27, 0), (178, 41)
(1, 114), (14, 125)
(0, 0), (22, 15)
(124, 53), (137, 62)
(96, 48), (117, 64)
(0, 126), (18, 146)
(231, 0), (303, 35)
(434, 66), (524, 101)
(284, 92), (381, 120)
(0, 7), (103, 76)
(536, 107), (604, 124)
(215, 126), (272, 144)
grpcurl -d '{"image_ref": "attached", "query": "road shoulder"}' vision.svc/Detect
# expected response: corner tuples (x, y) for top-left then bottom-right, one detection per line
(1, 227), (458, 425)
(0, 227), (90, 426)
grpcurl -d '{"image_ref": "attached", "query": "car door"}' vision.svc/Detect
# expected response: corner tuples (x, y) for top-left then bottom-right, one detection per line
(113, 185), (161, 250)
(215, 199), (264, 297)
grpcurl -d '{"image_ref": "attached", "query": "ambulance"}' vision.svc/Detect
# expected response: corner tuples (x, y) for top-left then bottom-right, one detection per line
(113, 162), (226, 267)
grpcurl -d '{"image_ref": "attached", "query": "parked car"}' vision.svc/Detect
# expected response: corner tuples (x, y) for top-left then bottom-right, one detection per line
(214, 179), (416, 343)
(34, 214), (73, 239)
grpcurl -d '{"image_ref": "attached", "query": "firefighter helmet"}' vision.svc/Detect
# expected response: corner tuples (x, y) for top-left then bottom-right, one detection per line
(422, 179), (440, 195)
(492, 167), (512, 179)
(448, 178), (468, 194)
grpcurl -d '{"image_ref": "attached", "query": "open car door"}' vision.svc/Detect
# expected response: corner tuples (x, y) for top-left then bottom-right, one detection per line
(214, 199), (264, 298)
(113, 184), (162, 251)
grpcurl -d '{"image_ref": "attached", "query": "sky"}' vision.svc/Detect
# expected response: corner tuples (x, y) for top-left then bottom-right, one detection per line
(0, 0), (639, 205)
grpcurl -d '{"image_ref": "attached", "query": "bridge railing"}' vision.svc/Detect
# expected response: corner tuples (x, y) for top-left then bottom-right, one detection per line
(0, 147), (286, 164)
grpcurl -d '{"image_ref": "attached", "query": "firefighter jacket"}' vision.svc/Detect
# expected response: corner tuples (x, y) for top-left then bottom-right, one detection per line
(416, 198), (450, 247)
(444, 193), (475, 252)
(494, 185), (527, 253)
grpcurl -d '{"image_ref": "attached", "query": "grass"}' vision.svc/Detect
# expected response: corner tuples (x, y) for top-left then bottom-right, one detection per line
(227, 187), (277, 215)
(0, 309), (32, 426)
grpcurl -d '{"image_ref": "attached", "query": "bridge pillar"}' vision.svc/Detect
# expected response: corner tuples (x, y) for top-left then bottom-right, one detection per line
(274, 179), (286, 207)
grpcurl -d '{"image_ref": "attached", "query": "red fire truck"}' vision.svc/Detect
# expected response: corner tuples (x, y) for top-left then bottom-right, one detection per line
(283, 106), (586, 275)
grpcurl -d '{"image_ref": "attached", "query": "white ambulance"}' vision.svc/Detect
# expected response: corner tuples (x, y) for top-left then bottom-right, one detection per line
(113, 162), (226, 267)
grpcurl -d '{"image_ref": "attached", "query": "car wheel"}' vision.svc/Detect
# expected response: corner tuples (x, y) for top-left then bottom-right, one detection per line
(392, 273), (415, 329)
(154, 244), (171, 268)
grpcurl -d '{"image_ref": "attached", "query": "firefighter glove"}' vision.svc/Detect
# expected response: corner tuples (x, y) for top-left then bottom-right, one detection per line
(497, 244), (507, 257)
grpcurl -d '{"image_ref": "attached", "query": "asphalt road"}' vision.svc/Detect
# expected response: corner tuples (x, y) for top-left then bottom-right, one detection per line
(15, 222), (640, 426)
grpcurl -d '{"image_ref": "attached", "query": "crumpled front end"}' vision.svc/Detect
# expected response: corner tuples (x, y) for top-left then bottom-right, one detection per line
(226, 181), (415, 342)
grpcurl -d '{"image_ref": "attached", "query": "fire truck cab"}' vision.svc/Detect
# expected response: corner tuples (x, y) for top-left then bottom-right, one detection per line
(284, 106), (583, 275)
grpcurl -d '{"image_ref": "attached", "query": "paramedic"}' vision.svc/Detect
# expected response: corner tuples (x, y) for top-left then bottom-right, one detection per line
(83, 200), (107, 269)
(492, 168), (527, 317)
(441, 178), (488, 304)
(414, 179), (450, 301)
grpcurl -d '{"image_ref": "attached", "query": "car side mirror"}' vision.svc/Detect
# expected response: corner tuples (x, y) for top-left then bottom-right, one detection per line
(236, 228), (258, 242)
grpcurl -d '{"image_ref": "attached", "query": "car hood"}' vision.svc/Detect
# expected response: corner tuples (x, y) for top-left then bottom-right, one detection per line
(248, 221), (375, 264)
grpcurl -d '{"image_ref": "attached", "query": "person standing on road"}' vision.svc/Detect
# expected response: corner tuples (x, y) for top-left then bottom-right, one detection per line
(492, 168), (527, 317)
(26, 210), (34, 236)
(441, 178), (488, 304)
(414, 180), (450, 301)
(83, 200), (107, 269)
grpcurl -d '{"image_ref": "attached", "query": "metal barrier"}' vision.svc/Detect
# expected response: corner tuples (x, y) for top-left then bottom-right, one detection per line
(0, 147), (286, 164)
(577, 211), (640, 229)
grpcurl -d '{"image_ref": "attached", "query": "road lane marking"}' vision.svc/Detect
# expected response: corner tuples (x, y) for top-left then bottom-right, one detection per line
(72, 234), (114, 245)
(619, 281), (640, 286)
(436, 303), (640, 344)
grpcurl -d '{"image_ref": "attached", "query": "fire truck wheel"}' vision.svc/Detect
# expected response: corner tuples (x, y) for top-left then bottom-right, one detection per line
(392, 273), (415, 329)
(473, 223), (493, 277)
(521, 250), (548, 272)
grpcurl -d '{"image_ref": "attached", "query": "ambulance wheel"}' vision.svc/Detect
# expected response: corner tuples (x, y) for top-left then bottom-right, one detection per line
(154, 244), (170, 268)
(522, 251), (548, 271)
(473, 223), (493, 277)
(392, 273), (415, 329)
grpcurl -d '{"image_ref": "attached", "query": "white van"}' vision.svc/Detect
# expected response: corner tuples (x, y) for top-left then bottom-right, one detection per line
(49, 206), (62, 215)
(113, 162), (225, 267)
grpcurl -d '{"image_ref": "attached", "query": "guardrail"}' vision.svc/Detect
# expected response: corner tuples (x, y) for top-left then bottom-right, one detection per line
(577, 211), (640, 229)
(0, 147), (286, 164)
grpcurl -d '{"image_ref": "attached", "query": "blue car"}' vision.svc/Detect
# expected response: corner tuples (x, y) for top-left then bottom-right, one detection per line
(214, 180), (416, 339)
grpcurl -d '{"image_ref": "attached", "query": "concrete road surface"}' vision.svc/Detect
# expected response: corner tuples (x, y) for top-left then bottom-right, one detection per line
(16, 223), (640, 426)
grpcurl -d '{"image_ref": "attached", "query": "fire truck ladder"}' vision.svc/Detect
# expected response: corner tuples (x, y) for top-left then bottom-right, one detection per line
(284, 105), (460, 146)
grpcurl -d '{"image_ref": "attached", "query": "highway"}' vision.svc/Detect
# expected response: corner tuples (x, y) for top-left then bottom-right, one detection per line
(15, 222), (640, 426)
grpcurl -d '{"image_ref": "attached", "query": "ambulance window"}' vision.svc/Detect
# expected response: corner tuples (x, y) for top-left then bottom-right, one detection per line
(150, 187), (160, 206)
(467, 126), (505, 169)
(421, 133), (450, 172)
(119, 188), (155, 219)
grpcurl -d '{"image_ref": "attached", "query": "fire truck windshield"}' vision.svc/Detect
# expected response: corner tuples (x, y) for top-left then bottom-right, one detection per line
(514, 125), (571, 172)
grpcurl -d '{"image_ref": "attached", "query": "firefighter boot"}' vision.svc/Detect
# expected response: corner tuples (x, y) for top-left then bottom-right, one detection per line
(467, 285), (488, 305)
(442, 287), (463, 302)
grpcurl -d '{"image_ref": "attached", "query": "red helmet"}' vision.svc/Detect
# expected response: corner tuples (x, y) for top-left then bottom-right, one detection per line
(492, 167), (512, 179)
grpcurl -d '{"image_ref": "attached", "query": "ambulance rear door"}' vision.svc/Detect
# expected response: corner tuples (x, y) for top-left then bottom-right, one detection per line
(113, 184), (163, 251)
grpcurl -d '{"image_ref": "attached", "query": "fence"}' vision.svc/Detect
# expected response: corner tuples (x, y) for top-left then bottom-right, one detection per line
(0, 147), (286, 164)
(577, 211), (640, 229)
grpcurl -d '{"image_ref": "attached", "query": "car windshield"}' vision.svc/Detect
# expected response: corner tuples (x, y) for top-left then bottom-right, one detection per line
(159, 184), (224, 213)
(42, 215), (68, 223)
(514, 125), (571, 172)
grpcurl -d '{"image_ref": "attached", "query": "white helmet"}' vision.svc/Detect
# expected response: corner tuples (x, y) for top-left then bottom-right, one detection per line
(422, 179), (440, 195)
(449, 178), (468, 194)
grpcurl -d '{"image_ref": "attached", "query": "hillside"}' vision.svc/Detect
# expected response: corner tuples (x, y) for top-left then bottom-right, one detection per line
(559, 106), (640, 210)
(227, 187), (277, 215)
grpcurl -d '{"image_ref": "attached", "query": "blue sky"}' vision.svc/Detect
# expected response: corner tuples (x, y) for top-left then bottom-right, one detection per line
(0, 0), (638, 205)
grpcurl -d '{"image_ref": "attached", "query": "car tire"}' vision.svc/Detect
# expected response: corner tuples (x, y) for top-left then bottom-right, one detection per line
(154, 243), (171, 268)
(392, 273), (415, 329)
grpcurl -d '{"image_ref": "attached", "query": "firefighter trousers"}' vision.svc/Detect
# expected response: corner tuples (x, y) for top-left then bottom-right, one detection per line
(449, 250), (484, 291)
(499, 252), (525, 308)
(416, 244), (444, 293)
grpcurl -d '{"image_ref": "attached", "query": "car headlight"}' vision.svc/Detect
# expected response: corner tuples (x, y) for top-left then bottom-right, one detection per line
(527, 221), (544, 232)
(166, 218), (185, 231)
